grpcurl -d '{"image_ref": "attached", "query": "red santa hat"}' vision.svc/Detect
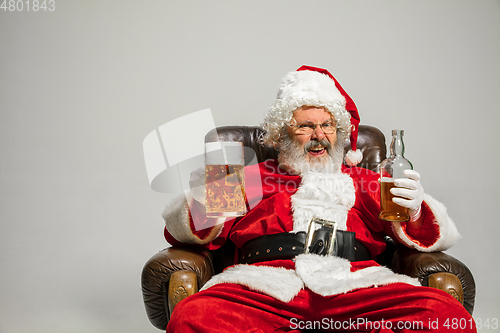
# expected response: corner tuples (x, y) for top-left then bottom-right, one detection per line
(264, 65), (362, 166)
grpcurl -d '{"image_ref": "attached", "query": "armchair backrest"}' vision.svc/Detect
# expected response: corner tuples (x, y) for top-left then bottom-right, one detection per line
(205, 125), (387, 172)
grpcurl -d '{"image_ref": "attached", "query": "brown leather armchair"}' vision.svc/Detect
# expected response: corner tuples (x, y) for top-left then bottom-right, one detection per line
(141, 125), (476, 330)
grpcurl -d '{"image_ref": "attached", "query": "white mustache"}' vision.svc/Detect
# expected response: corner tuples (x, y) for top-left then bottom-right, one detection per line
(304, 139), (332, 152)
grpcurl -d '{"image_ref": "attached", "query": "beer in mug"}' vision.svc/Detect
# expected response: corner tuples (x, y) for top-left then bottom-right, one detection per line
(205, 142), (247, 218)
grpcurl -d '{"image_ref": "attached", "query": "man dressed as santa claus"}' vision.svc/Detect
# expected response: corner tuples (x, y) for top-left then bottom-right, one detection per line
(162, 66), (475, 332)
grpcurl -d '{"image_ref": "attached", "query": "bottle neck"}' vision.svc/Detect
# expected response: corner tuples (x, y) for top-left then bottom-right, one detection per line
(390, 130), (405, 157)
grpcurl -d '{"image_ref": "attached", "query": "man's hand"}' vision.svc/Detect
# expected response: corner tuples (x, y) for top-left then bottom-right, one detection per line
(391, 170), (424, 222)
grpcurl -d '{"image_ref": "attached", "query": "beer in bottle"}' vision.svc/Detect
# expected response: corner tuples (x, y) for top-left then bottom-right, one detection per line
(379, 130), (413, 222)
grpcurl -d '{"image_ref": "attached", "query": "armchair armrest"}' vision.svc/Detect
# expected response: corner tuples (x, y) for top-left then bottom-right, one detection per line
(390, 246), (476, 315)
(141, 246), (215, 330)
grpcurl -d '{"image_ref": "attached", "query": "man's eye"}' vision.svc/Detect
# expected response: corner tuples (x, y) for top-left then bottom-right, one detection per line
(322, 123), (333, 128)
(299, 124), (314, 129)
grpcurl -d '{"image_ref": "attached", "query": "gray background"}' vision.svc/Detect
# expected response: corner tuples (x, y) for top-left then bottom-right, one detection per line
(1, 1), (499, 332)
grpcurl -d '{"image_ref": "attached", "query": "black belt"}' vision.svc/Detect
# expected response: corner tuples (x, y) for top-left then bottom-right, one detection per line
(240, 228), (371, 265)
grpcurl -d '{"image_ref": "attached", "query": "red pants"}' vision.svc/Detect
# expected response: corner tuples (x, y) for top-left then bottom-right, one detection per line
(167, 282), (476, 333)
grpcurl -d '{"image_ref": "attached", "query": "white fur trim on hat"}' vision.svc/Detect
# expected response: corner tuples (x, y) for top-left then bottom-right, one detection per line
(277, 70), (346, 110)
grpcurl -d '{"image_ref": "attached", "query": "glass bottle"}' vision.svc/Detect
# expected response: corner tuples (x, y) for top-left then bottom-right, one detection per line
(378, 130), (413, 222)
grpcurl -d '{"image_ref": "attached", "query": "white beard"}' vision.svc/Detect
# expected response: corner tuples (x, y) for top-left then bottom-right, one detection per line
(277, 134), (344, 175)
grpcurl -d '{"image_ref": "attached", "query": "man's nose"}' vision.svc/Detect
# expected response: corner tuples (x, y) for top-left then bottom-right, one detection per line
(310, 125), (326, 140)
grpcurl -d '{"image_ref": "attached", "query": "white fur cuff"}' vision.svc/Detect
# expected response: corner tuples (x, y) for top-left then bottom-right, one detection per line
(162, 193), (223, 245)
(391, 194), (461, 252)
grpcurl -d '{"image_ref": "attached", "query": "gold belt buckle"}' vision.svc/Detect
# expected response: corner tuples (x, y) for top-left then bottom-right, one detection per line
(303, 217), (338, 256)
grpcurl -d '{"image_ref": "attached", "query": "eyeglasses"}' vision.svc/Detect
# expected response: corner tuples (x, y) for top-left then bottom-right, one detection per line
(289, 120), (336, 135)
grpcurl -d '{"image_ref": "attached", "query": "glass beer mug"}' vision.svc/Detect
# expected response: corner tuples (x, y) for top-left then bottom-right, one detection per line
(205, 142), (247, 218)
(379, 130), (413, 222)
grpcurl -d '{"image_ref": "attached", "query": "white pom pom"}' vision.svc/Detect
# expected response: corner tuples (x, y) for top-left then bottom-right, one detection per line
(345, 149), (363, 166)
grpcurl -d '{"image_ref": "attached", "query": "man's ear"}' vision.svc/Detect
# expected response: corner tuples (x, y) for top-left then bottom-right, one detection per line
(273, 128), (288, 151)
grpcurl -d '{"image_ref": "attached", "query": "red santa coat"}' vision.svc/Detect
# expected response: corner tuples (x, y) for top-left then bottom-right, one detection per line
(163, 159), (460, 302)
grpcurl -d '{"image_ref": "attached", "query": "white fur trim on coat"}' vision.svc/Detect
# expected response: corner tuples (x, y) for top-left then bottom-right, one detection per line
(291, 171), (355, 232)
(162, 193), (224, 245)
(294, 254), (420, 297)
(391, 193), (461, 252)
(200, 264), (304, 303)
(200, 254), (420, 302)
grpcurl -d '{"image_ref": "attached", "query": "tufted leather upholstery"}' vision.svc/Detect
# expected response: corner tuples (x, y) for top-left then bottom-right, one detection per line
(141, 125), (475, 330)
